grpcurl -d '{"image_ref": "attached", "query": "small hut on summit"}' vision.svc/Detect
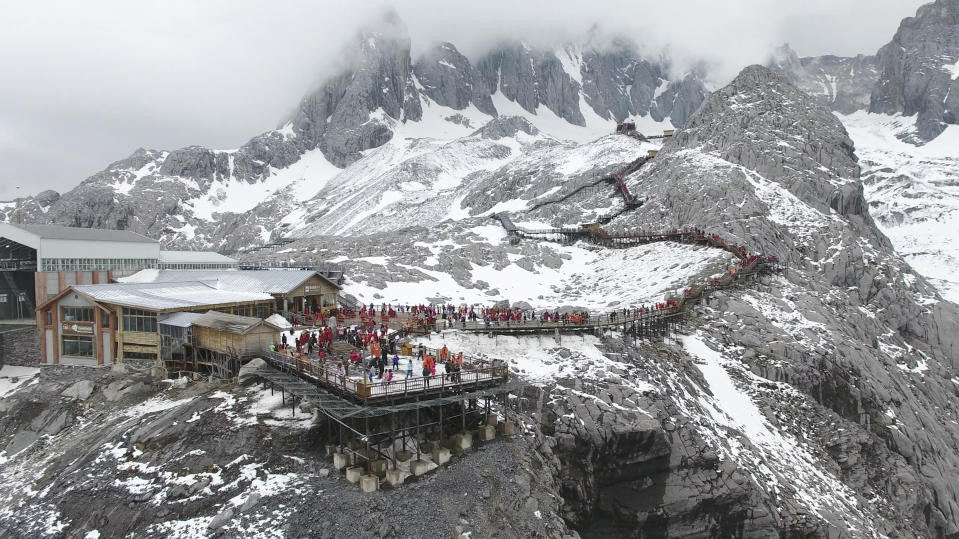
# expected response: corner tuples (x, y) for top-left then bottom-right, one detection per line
(191, 311), (285, 360)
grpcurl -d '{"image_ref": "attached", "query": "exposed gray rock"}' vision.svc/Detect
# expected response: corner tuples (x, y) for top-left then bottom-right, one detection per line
(61, 380), (94, 401)
(470, 116), (539, 140)
(477, 42), (585, 126)
(207, 506), (234, 530)
(580, 41), (708, 127)
(870, 0), (959, 140)
(769, 43), (879, 114)
(413, 42), (495, 115)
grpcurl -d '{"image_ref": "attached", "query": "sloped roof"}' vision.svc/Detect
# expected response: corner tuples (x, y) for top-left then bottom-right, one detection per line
(192, 311), (284, 334)
(73, 281), (273, 312)
(158, 312), (203, 328)
(119, 269), (339, 294)
(4, 223), (156, 243)
(159, 250), (237, 264)
(265, 313), (292, 330)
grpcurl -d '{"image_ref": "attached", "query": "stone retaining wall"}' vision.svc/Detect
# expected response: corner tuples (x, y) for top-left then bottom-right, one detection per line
(0, 327), (41, 367)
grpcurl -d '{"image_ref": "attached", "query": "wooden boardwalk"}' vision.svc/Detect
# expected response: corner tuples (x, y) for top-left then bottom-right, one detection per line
(261, 349), (509, 405)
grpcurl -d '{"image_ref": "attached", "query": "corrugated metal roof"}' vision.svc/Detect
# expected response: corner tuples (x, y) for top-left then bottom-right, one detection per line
(7, 223), (157, 243)
(159, 250), (237, 264)
(119, 269), (335, 294)
(192, 310), (286, 334)
(159, 312), (203, 328)
(73, 281), (273, 311)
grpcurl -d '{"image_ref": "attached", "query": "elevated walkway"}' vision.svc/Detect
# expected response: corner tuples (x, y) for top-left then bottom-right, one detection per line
(243, 364), (522, 420)
(259, 349), (510, 406)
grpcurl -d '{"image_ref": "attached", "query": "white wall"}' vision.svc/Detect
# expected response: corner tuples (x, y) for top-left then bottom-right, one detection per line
(39, 238), (159, 260)
(44, 328), (54, 364)
(102, 330), (113, 364)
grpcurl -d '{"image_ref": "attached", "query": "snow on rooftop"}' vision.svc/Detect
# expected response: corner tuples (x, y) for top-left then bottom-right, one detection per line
(1, 223), (156, 244)
(74, 282), (272, 311)
(264, 313), (292, 330)
(158, 250), (237, 264)
(119, 269), (330, 295)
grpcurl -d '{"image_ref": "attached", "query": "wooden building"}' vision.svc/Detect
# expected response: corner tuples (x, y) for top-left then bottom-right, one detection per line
(191, 311), (283, 359)
(119, 270), (341, 315)
(35, 281), (275, 366)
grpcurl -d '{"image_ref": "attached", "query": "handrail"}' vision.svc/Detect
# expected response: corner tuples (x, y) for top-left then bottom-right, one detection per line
(261, 348), (509, 404)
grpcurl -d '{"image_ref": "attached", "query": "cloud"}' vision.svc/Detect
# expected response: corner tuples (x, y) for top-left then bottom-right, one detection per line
(0, 0), (927, 200)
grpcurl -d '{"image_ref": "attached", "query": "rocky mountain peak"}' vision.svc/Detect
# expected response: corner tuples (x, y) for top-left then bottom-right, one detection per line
(470, 115), (539, 140)
(871, 0), (959, 140)
(767, 44), (879, 115)
(672, 65), (859, 181)
(413, 42), (496, 115)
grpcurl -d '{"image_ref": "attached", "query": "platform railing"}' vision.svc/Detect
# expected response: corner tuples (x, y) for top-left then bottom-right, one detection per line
(261, 349), (509, 404)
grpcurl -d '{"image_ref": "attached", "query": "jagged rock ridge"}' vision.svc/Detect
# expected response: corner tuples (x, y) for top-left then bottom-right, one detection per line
(870, 0), (959, 140)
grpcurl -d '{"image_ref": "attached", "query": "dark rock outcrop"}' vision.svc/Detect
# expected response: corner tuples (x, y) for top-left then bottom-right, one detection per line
(413, 42), (496, 116)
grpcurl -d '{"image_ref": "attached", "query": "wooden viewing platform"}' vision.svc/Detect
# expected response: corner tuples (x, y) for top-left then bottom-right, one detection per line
(261, 349), (510, 405)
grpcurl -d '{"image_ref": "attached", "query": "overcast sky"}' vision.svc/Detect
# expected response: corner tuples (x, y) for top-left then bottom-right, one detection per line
(0, 0), (927, 200)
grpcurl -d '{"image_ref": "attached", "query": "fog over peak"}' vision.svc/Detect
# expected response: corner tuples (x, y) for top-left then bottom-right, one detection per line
(0, 0), (926, 199)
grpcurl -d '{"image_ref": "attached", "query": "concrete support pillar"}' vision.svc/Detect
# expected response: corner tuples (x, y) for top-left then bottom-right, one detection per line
(370, 459), (389, 478)
(411, 460), (431, 477)
(431, 447), (451, 465)
(360, 475), (379, 492)
(450, 432), (473, 452)
(346, 466), (365, 483)
(385, 468), (406, 487)
(477, 425), (495, 442)
(333, 452), (352, 470)
(499, 420), (515, 436)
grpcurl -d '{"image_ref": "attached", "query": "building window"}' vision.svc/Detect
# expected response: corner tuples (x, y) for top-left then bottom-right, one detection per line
(45, 310), (52, 325)
(122, 308), (157, 333)
(62, 336), (94, 357)
(40, 258), (159, 272)
(61, 307), (94, 323)
(102, 312), (111, 328)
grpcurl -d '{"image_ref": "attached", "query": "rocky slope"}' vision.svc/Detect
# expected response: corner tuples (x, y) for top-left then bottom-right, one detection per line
(838, 110), (959, 303)
(870, 0), (959, 141)
(2, 61), (959, 538)
(0, 16), (704, 253)
(246, 65), (959, 536)
(768, 44), (879, 114)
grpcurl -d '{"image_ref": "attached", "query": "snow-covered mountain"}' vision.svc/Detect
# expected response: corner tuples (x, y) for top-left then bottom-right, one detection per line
(839, 111), (959, 303)
(768, 44), (878, 114)
(764, 0), (959, 305)
(0, 15), (701, 252)
(870, 0), (959, 141)
(6, 63), (957, 537)
(3, 5), (959, 537)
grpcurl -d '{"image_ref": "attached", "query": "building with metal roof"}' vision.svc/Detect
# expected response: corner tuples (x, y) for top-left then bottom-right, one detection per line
(36, 280), (276, 367)
(0, 223), (157, 244)
(72, 281), (273, 312)
(158, 250), (238, 270)
(120, 269), (341, 313)
(0, 223), (263, 322)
